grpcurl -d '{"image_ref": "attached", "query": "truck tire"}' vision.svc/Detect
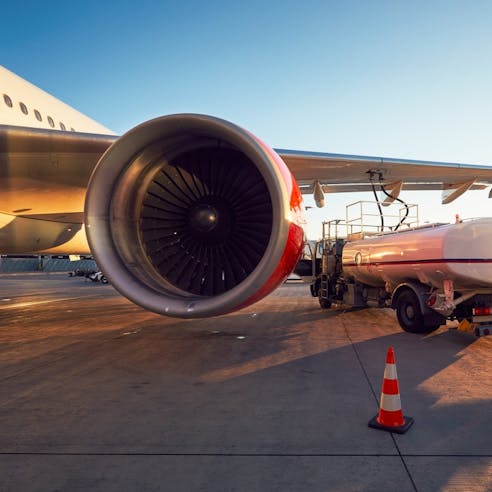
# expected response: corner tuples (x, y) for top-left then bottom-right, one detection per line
(395, 290), (427, 333)
(319, 297), (331, 309)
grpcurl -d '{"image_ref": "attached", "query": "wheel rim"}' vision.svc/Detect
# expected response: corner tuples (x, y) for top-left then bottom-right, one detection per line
(405, 303), (416, 320)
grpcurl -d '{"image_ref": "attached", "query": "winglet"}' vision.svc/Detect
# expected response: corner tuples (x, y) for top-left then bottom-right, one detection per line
(441, 180), (475, 204)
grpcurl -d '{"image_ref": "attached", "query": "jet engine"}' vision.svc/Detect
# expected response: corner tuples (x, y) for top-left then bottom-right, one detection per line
(84, 114), (305, 318)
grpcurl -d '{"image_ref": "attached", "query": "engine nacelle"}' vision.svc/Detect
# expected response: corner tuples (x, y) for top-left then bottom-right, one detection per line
(85, 114), (305, 318)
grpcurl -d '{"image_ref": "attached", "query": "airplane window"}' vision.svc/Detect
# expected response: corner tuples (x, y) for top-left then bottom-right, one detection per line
(19, 102), (28, 115)
(59, 122), (66, 131)
(3, 94), (13, 108)
(47, 116), (55, 128)
(34, 110), (42, 121)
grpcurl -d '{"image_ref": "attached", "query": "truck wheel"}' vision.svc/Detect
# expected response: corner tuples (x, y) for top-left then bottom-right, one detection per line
(395, 290), (427, 333)
(319, 297), (331, 309)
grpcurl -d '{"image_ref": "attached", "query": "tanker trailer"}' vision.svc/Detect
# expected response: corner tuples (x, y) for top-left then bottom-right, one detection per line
(315, 217), (492, 334)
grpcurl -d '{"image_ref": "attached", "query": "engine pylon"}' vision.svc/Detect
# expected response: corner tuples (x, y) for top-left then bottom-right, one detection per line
(368, 347), (414, 434)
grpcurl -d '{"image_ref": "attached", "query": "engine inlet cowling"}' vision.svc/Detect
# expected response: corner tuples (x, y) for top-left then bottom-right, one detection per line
(85, 114), (304, 318)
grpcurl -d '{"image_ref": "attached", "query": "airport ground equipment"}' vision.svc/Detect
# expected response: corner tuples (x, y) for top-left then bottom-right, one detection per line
(309, 201), (492, 334)
(69, 269), (108, 283)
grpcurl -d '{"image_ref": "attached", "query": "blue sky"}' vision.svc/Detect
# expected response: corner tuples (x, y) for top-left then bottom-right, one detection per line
(2, 0), (492, 237)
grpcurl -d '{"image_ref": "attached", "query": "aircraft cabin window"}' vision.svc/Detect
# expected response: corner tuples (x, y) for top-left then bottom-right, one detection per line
(19, 102), (28, 115)
(34, 109), (42, 121)
(59, 122), (66, 131)
(3, 94), (13, 108)
(47, 116), (55, 128)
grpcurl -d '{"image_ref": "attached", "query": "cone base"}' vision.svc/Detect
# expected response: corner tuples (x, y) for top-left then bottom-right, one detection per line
(368, 415), (414, 434)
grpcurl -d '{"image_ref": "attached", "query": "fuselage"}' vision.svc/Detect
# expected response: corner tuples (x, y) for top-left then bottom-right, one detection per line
(0, 66), (113, 134)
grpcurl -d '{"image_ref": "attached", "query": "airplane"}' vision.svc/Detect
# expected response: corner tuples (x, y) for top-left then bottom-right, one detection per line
(2, 65), (492, 319)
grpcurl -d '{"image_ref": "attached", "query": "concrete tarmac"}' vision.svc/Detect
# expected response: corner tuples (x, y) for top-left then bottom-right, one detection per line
(0, 273), (491, 491)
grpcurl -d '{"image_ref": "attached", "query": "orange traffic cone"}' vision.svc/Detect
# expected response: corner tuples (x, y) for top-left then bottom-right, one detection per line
(368, 347), (414, 434)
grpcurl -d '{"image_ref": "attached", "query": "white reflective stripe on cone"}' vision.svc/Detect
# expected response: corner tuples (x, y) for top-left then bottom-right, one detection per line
(383, 363), (397, 380)
(380, 393), (402, 412)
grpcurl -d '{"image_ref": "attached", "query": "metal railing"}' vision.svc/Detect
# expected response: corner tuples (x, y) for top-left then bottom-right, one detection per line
(322, 200), (420, 244)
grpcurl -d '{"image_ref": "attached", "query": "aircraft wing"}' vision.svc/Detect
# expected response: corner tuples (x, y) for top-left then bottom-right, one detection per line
(277, 149), (492, 204)
(0, 125), (115, 219)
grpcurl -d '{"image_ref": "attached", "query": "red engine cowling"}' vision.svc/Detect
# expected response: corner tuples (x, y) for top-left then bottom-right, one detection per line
(84, 114), (305, 318)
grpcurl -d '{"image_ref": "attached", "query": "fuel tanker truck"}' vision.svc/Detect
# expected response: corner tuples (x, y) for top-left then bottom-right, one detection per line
(306, 202), (492, 335)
